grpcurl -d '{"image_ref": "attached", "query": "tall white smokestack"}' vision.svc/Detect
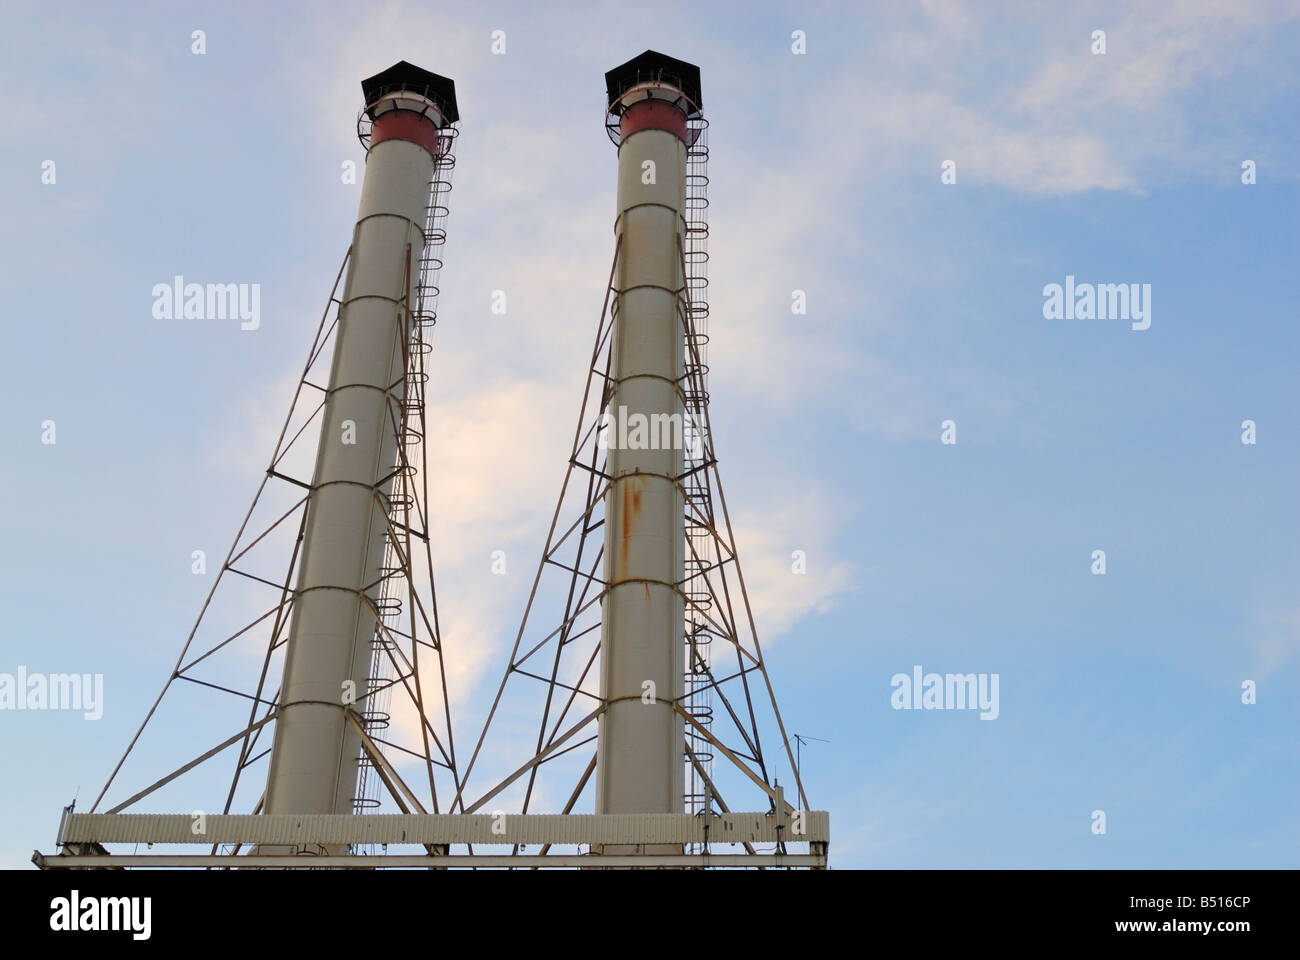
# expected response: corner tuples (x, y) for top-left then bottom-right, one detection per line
(263, 62), (458, 821)
(596, 52), (702, 849)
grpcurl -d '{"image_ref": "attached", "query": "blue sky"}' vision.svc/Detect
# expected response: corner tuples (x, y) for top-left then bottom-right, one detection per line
(1, 0), (1297, 868)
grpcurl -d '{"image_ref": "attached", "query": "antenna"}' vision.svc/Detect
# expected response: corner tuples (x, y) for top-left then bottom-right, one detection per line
(790, 733), (830, 780)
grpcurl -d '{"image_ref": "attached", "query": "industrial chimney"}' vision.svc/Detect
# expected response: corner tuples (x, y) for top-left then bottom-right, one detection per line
(262, 62), (459, 822)
(38, 51), (829, 871)
(595, 51), (703, 845)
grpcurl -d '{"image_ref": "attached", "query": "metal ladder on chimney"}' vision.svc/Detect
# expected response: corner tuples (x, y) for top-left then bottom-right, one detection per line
(353, 123), (459, 820)
(680, 114), (715, 833)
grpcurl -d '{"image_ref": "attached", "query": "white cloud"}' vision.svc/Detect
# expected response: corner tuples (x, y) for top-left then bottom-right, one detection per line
(1248, 606), (1300, 678)
(187, 0), (1299, 802)
(729, 493), (857, 642)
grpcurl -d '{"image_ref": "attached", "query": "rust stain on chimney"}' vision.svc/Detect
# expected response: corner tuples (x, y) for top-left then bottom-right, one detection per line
(619, 475), (645, 575)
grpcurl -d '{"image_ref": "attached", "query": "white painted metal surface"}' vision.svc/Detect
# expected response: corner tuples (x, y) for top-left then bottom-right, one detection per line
(263, 93), (442, 818)
(596, 95), (689, 829)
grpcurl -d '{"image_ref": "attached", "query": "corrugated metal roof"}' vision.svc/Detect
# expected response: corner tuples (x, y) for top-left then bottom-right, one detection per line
(60, 812), (830, 846)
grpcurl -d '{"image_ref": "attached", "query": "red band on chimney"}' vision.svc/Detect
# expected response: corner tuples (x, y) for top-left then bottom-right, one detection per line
(371, 110), (442, 156)
(619, 100), (688, 143)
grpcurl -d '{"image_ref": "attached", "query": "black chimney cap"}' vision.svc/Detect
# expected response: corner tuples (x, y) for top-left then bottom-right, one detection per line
(605, 50), (701, 114)
(361, 60), (459, 124)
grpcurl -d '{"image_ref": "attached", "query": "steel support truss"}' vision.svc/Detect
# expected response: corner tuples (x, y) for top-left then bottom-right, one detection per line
(77, 132), (463, 837)
(39, 109), (831, 868)
(442, 197), (826, 865)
